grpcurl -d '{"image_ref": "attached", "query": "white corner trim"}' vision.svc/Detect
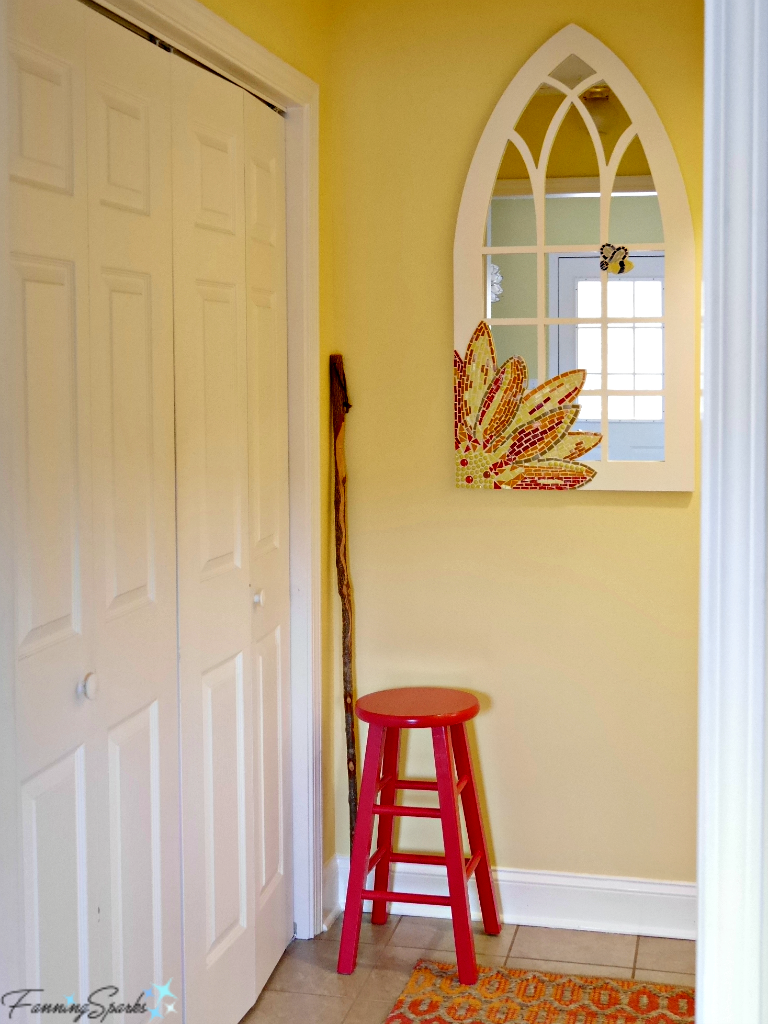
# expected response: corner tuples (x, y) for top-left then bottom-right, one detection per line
(699, 0), (768, 1017)
(329, 855), (696, 940)
(322, 856), (342, 932)
(91, 0), (322, 940)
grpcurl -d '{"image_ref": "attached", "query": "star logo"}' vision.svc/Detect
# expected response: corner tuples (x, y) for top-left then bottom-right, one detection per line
(153, 980), (176, 1003)
(148, 1007), (164, 1020)
(144, 989), (153, 999)
(66, 995), (75, 1006)
(165, 1003), (177, 1014)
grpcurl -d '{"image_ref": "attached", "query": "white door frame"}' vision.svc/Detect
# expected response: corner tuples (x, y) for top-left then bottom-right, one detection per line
(0, 0), (323, 976)
(699, 0), (768, 1018)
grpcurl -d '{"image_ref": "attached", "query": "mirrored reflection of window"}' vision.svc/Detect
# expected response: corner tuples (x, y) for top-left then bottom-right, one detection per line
(484, 58), (668, 466)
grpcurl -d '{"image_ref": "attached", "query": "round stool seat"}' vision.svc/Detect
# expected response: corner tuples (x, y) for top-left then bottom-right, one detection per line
(356, 687), (479, 728)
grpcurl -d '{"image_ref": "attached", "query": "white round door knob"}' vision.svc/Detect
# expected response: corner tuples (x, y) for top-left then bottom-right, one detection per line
(252, 589), (265, 607)
(77, 672), (99, 700)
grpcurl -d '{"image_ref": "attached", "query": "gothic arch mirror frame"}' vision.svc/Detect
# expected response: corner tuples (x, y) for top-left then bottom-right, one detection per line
(454, 24), (695, 491)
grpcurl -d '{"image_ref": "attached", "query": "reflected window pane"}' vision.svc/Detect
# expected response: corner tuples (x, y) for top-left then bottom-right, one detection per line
(608, 395), (634, 419)
(634, 395), (663, 420)
(576, 325), (601, 373)
(608, 374), (634, 390)
(634, 280), (663, 317)
(635, 374), (663, 390)
(635, 325), (663, 373)
(577, 280), (601, 318)
(607, 280), (634, 317)
(607, 326), (634, 372)
(579, 395), (601, 420)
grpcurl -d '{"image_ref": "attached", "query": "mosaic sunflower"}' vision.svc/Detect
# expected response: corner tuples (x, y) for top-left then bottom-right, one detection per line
(454, 322), (601, 490)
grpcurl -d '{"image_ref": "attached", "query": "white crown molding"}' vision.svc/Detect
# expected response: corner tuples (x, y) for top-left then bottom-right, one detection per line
(326, 855), (696, 940)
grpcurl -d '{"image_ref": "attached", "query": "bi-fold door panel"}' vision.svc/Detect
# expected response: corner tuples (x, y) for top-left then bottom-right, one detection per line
(244, 93), (294, 994)
(85, 10), (181, 1002)
(9, 0), (181, 1007)
(172, 55), (257, 1024)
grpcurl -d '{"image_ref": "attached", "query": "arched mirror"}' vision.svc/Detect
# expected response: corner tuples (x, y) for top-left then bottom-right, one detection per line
(455, 25), (694, 491)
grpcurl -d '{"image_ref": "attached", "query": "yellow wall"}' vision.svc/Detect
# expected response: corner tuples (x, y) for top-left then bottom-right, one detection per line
(197, 0), (702, 884)
(326, 0), (701, 882)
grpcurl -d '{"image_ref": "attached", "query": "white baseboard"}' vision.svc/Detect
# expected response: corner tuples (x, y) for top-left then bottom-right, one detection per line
(324, 854), (696, 940)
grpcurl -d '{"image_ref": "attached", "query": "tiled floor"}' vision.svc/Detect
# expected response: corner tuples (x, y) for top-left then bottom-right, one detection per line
(241, 914), (695, 1024)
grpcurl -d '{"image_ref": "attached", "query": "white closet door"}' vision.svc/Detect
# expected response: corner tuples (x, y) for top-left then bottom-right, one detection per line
(84, 11), (181, 1003)
(9, 0), (181, 1004)
(244, 93), (294, 993)
(172, 57), (257, 1024)
(9, 0), (95, 998)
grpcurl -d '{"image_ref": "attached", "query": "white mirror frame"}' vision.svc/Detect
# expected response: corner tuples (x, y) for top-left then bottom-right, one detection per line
(454, 24), (695, 491)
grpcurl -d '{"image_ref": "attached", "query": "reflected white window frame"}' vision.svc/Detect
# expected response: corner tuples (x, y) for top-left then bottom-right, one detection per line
(454, 24), (695, 491)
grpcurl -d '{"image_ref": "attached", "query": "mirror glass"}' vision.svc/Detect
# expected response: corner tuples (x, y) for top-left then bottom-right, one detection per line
(484, 64), (666, 463)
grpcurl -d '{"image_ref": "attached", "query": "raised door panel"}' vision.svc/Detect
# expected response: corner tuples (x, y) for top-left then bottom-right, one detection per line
(202, 655), (247, 962)
(21, 748), (89, 997)
(107, 704), (162, 999)
(13, 257), (81, 657)
(173, 54), (255, 1024)
(9, 44), (74, 194)
(101, 271), (154, 617)
(244, 92), (293, 996)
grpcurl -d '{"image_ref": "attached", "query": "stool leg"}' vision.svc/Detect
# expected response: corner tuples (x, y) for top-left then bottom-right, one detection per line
(338, 722), (385, 974)
(432, 725), (477, 986)
(451, 723), (501, 935)
(371, 727), (401, 925)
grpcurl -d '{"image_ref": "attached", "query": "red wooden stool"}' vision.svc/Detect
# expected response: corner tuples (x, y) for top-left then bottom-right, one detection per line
(337, 687), (500, 985)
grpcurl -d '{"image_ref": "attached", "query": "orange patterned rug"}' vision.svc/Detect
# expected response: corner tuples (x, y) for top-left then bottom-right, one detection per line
(384, 960), (695, 1023)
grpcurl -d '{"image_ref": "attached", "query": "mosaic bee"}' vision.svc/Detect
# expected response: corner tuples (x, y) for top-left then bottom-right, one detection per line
(600, 243), (635, 275)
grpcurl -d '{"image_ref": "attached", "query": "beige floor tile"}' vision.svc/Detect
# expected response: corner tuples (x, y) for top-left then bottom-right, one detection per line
(321, 913), (401, 947)
(386, 915), (514, 957)
(505, 957), (633, 979)
(342, 998), (396, 1024)
(510, 926), (637, 967)
(635, 936), (696, 974)
(265, 940), (372, 1001)
(388, 916), (455, 950)
(422, 950), (508, 970)
(242, 990), (350, 1024)
(634, 968), (696, 986)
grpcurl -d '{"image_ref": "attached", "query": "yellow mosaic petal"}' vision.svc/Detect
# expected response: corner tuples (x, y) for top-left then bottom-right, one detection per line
(463, 322), (497, 426)
(506, 369), (586, 435)
(547, 430), (602, 462)
(495, 406), (580, 465)
(475, 355), (527, 448)
(512, 459), (597, 490)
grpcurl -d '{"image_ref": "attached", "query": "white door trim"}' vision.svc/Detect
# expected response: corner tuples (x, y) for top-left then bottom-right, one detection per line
(0, 0), (21, 994)
(699, 0), (768, 1018)
(0, 0), (323, 956)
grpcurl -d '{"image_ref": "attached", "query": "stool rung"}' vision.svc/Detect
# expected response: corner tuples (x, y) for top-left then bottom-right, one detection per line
(392, 852), (446, 866)
(465, 851), (482, 878)
(393, 776), (469, 794)
(362, 889), (452, 907)
(374, 804), (441, 818)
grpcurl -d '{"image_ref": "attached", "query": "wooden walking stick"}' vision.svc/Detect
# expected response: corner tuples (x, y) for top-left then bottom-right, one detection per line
(330, 355), (358, 846)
